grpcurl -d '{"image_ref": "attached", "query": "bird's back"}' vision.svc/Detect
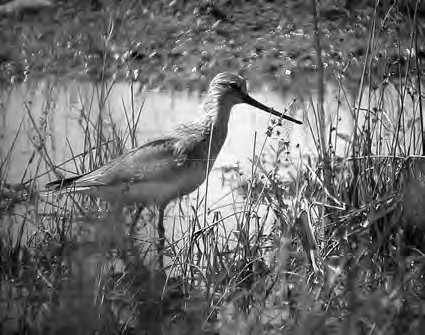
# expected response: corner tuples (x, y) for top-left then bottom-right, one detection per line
(45, 116), (227, 207)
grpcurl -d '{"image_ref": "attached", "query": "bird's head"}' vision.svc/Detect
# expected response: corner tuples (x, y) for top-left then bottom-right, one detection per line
(207, 72), (302, 124)
(208, 72), (249, 105)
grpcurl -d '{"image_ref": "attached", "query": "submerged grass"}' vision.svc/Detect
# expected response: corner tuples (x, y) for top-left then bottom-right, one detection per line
(1, 1), (425, 334)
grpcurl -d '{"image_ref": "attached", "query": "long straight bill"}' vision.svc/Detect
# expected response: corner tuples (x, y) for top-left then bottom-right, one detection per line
(244, 94), (303, 124)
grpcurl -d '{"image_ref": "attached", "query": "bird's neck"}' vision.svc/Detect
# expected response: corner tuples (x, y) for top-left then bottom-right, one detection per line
(204, 94), (232, 133)
(200, 95), (234, 158)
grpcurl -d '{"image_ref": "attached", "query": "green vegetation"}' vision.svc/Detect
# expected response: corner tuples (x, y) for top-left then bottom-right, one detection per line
(1, 0), (425, 334)
(1, 0), (424, 92)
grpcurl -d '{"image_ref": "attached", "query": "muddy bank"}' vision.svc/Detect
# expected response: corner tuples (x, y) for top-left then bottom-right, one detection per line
(0, 0), (423, 94)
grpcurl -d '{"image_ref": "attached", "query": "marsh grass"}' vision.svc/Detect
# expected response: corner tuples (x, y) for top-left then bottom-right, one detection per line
(2, 1), (425, 334)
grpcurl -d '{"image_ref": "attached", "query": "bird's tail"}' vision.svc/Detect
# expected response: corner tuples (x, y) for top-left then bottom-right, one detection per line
(45, 175), (82, 192)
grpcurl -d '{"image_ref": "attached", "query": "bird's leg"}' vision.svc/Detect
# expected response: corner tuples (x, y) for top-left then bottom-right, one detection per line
(129, 204), (144, 236)
(157, 205), (166, 269)
(118, 204), (143, 261)
(107, 203), (127, 247)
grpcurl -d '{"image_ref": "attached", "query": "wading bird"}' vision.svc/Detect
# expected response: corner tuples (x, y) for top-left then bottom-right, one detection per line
(46, 72), (302, 266)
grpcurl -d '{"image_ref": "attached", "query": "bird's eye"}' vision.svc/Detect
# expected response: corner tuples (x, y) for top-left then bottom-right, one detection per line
(228, 82), (239, 90)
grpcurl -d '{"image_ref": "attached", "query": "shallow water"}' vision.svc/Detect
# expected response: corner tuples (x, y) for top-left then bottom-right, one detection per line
(0, 78), (419, 255)
(0, 79), (353, 185)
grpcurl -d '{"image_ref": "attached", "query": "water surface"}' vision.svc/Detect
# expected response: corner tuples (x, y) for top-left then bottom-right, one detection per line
(1, 78), (417, 251)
